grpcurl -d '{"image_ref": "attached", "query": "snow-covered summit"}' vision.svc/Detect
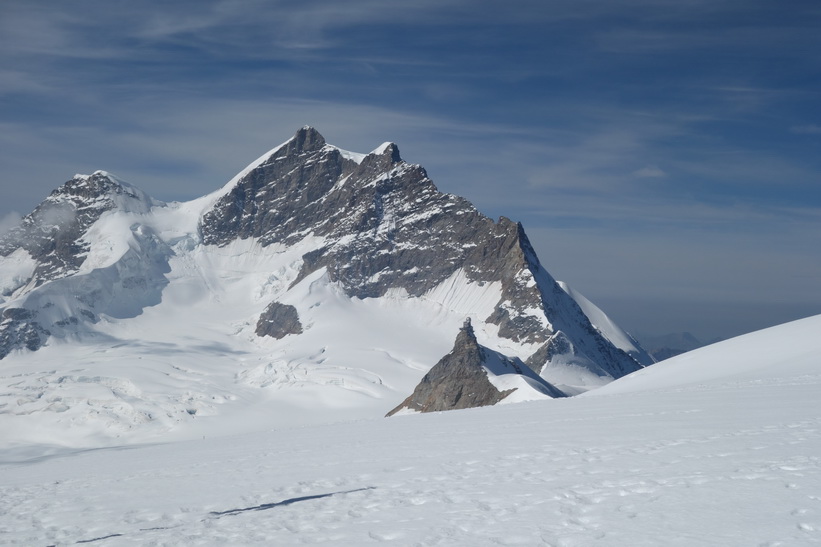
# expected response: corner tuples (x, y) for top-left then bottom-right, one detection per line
(73, 170), (162, 212)
(0, 170), (163, 288)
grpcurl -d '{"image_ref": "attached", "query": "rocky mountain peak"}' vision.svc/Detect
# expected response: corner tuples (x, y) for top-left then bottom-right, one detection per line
(196, 127), (645, 385)
(386, 320), (507, 416)
(46, 171), (159, 214)
(0, 171), (159, 286)
(375, 141), (402, 162)
(287, 126), (326, 155)
(456, 317), (477, 346)
(351, 142), (403, 175)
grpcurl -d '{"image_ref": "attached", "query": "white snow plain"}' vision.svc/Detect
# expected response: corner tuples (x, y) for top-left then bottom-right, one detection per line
(2, 314), (820, 545)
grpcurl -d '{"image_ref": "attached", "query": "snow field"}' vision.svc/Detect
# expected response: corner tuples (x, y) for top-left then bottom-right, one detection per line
(3, 131), (820, 544)
(588, 313), (821, 397)
(2, 359), (820, 545)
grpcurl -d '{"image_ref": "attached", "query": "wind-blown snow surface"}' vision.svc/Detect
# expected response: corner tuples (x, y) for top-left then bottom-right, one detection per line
(2, 315), (820, 545)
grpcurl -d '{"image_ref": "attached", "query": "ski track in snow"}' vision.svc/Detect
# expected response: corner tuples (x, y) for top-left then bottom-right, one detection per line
(2, 366), (820, 546)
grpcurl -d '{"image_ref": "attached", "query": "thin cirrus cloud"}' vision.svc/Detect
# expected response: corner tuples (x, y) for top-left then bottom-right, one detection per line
(633, 166), (667, 178)
(791, 125), (821, 135)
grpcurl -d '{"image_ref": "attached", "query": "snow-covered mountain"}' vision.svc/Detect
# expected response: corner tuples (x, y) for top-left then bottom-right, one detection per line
(0, 127), (648, 448)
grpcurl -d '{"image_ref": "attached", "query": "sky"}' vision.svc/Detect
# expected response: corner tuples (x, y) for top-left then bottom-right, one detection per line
(1, 0), (819, 342)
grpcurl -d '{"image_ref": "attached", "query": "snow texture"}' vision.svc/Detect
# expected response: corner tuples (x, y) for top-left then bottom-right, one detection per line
(1, 314), (820, 545)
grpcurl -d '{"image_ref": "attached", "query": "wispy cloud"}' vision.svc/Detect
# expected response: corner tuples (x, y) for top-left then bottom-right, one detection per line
(633, 166), (666, 178)
(791, 124), (821, 135)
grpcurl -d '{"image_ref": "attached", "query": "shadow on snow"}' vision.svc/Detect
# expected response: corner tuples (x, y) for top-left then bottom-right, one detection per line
(209, 487), (376, 518)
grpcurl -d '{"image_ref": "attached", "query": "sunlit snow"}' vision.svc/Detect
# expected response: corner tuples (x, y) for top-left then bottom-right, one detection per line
(2, 315), (820, 545)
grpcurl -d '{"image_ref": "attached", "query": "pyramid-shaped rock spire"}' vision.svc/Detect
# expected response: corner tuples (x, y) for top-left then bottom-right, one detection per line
(387, 318), (567, 415)
(387, 318), (515, 415)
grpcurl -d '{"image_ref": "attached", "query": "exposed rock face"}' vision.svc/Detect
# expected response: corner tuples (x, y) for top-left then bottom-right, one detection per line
(387, 320), (514, 415)
(199, 128), (551, 345)
(387, 320), (565, 416)
(200, 127), (644, 382)
(0, 308), (50, 359)
(255, 302), (302, 339)
(201, 128), (525, 302)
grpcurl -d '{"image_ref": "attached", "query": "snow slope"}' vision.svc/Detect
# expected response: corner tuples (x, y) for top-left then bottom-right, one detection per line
(2, 314), (820, 545)
(558, 281), (654, 367)
(587, 313), (821, 397)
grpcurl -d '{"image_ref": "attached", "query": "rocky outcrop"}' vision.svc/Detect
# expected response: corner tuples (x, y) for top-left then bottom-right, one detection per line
(387, 319), (565, 416)
(387, 320), (513, 415)
(255, 301), (302, 339)
(0, 308), (50, 359)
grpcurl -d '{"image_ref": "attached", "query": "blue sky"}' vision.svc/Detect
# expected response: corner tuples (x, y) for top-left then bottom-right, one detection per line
(1, 0), (819, 341)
